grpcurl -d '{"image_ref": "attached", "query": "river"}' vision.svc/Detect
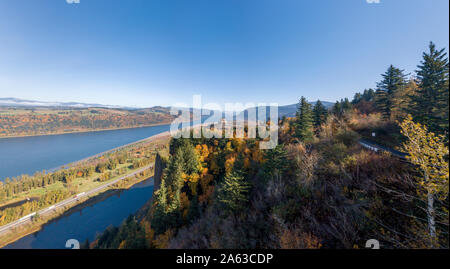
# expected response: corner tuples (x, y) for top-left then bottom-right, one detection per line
(0, 124), (170, 181)
(0, 124), (173, 249)
(3, 178), (154, 249)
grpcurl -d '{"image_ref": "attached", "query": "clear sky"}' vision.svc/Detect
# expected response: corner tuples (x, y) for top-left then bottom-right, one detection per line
(0, 0), (448, 108)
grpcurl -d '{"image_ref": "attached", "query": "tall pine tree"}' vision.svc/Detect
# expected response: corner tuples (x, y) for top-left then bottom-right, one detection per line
(375, 65), (408, 120)
(411, 42), (449, 134)
(295, 97), (314, 141)
(313, 100), (328, 128)
(217, 171), (251, 214)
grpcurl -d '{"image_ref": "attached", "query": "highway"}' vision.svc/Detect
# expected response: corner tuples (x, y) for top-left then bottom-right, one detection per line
(0, 164), (153, 236)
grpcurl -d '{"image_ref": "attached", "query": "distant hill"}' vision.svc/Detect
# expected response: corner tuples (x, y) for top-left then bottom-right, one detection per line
(0, 97), (134, 109)
(237, 101), (334, 120)
(277, 101), (334, 118)
(0, 99), (178, 138)
(1, 97), (334, 120)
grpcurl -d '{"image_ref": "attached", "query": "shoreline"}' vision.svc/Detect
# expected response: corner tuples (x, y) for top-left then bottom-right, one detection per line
(0, 121), (172, 140)
(0, 132), (171, 248)
(0, 175), (155, 249)
(0, 132), (170, 209)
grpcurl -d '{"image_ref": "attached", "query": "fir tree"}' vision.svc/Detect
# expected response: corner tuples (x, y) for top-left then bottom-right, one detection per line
(151, 179), (169, 235)
(217, 171), (251, 214)
(313, 100), (328, 128)
(295, 97), (314, 141)
(262, 144), (288, 181)
(411, 42), (449, 134)
(375, 65), (408, 120)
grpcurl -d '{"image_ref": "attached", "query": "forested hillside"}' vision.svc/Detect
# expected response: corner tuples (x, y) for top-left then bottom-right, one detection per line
(88, 42), (448, 249)
(0, 107), (175, 138)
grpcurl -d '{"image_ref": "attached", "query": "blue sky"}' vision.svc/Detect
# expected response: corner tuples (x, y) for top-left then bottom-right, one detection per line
(0, 0), (448, 108)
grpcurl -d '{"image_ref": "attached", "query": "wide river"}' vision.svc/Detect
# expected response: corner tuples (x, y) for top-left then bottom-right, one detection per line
(0, 124), (171, 249)
(4, 178), (154, 249)
(0, 124), (170, 181)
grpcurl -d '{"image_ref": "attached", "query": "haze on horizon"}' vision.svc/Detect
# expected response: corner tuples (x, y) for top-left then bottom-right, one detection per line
(0, 0), (448, 108)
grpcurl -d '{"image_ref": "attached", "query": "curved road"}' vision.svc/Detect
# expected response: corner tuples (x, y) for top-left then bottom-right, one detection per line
(359, 138), (407, 159)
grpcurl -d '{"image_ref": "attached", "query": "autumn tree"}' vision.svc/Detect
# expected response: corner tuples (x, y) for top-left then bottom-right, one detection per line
(399, 115), (449, 245)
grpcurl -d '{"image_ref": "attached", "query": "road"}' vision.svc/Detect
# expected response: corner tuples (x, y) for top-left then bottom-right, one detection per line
(0, 164), (153, 236)
(359, 139), (407, 159)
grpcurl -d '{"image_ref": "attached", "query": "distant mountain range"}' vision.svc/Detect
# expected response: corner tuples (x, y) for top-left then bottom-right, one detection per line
(236, 101), (334, 120)
(0, 97), (334, 118)
(0, 97), (133, 109)
(276, 101), (334, 117)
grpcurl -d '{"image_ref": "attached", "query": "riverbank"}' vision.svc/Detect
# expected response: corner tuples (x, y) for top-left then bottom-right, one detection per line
(0, 121), (173, 140)
(0, 133), (171, 247)
(0, 168), (155, 248)
(0, 132), (170, 208)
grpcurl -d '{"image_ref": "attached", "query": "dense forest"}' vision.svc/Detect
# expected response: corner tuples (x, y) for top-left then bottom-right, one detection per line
(0, 107), (175, 138)
(85, 42), (447, 249)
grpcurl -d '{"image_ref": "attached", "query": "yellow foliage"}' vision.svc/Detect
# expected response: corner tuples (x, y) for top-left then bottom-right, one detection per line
(118, 240), (127, 249)
(399, 115), (449, 199)
(224, 156), (236, 174)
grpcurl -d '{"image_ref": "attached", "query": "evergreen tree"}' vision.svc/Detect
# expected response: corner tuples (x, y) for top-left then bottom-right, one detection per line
(151, 179), (169, 235)
(341, 98), (352, 111)
(352, 89), (375, 104)
(332, 98), (352, 117)
(352, 92), (362, 104)
(186, 195), (200, 223)
(262, 145), (288, 181)
(411, 42), (449, 134)
(332, 101), (343, 117)
(181, 142), (201, 175)
(295, 97), (314, 141)
(375, 65), (408, 120)
(165, 149), (185, 189)
(217, 171), (251, 214)
(313, 100), (328, 128)
(229, 151), (245, 175)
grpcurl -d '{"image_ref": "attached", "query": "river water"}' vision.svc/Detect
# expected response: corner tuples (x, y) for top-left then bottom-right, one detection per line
(3, 178), (154, 249)
(0, 124), (172, 249)
(0, 124), (170, 181)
